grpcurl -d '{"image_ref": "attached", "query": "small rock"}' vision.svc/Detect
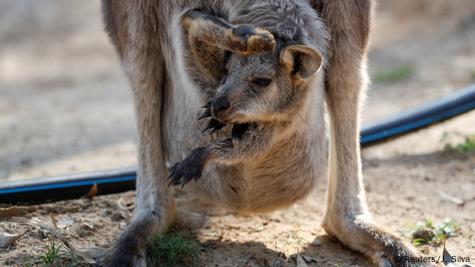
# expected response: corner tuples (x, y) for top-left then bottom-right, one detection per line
(56, 217), (74, 229)
(311, 239), (322, 246)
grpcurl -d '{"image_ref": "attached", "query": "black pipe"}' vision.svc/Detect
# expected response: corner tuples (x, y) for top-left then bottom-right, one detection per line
(1, 84), (475, 204)
(0, 168), (136, 204)
(361, 84), (475, 145)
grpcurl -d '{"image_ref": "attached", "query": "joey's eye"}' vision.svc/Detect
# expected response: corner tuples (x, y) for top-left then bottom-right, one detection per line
(251, 78), (272, 86)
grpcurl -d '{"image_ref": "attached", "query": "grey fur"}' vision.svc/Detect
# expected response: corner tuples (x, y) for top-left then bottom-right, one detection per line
(100, 0), (430, 266)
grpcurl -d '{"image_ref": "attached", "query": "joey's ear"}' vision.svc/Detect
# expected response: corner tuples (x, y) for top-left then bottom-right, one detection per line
(279, 44), (323, 80)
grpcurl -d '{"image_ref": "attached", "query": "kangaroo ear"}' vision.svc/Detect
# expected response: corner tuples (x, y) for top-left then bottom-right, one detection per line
(280, 44), (323, 80)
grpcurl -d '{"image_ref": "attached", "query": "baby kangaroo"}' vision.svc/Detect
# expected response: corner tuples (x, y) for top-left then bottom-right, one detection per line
(167, 9), (324, 190)
(101, 0), (428, 266)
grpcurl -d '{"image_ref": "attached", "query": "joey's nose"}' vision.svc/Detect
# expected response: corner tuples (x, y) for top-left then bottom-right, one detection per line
(212, 96), (230, 118)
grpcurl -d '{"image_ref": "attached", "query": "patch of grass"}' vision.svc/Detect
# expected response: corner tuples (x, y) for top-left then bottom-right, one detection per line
(39, 239), (63, 264)
(442, 133), (475, 154)
(39, 238), (76, 266)
(373, 64), (415, 84)
(409, 218), (460, 247)
(146, 232), (199, 267)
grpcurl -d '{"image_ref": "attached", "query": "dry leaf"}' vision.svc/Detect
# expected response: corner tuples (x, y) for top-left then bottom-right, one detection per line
(437, 191), (464, 206)
(0, 228), (31, 248)
(0, 233), (22, 248)
(82, 184), (98, 200)
(296, 254), (309, 267)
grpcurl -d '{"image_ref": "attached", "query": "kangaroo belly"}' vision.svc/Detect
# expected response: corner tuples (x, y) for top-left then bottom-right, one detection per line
(190, 129), (328, 213)
(242, 132), (327, 212)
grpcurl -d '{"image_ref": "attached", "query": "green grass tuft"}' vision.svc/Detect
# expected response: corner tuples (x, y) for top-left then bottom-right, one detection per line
(39, 239), (63, 265)
(38, 238), (77, 266)
(374, 64), (415, 84)
(443, 133), (475, 154)
(409, 218), (460, 247)
(146, 232), (199, 267)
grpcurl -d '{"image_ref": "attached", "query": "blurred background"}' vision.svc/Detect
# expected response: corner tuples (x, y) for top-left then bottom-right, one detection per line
(0, 0), (475, 181)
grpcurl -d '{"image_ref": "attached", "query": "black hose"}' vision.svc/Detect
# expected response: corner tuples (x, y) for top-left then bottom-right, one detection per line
(1, 84), (475, 204)
(361, 84), (475, 146)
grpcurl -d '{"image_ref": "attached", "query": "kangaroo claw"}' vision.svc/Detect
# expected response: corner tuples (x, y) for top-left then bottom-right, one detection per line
(197, 108), (212, 120)
(202, 119), (226, 134)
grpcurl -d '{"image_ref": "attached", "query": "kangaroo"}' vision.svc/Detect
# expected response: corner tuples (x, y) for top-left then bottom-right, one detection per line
(101, 0), (427, 266)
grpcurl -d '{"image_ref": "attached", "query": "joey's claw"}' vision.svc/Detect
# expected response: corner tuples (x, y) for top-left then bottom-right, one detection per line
(167, 147), (208, 188)
(197, 108), (211, 120)
(198, 101), (212, 120)
(201, 101), (211, 109)
(202, 119), (226, 134)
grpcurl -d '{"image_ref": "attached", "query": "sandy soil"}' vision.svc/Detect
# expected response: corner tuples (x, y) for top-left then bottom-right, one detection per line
(1, 0), (475, 266)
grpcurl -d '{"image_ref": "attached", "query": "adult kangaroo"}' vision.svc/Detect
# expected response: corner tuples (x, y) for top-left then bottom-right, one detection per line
(101, 0), (425, 266)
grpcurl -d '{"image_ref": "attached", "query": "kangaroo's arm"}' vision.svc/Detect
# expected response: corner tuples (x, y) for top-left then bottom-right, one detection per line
(168, 123), (275, 187)
(183, 9), (275, 55)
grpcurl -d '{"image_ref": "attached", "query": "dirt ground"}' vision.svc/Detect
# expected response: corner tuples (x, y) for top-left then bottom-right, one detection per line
(1, 0), (475, 266)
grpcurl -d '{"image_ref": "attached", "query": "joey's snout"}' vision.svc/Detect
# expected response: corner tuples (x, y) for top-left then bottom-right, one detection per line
(211, 95), (231, 122)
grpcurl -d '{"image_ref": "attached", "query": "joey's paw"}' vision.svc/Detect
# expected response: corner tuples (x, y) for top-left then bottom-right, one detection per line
(230, 25), (275, 55)
(168, 147), (208, 187)
(198, 102), (225, 134)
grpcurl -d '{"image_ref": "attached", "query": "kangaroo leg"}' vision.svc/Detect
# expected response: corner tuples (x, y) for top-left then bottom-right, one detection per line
(100, 2), (175, 266)
(316, 1), (428, 266)
(101, 44), (176, 267)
